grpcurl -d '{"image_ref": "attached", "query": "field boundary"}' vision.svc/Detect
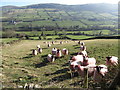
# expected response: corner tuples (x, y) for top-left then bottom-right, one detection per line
(68, 36), (120, 40)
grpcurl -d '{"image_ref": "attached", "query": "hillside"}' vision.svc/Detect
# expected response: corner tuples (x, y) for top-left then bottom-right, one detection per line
(1, 3), (119, 38)
(1, 3), (118, 13)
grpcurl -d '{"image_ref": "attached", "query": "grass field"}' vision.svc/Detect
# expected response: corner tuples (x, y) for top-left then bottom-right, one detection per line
(2, 8), (117, 30)
(2, 39), (119, 88)
(66, 35), (93, 39)
(1, 38), (19, 43)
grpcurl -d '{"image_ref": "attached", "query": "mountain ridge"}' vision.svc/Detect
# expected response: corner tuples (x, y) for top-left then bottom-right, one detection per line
(1, 3), (118, 13)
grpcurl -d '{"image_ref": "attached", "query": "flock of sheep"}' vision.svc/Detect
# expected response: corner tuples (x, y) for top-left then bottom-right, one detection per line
(32, 40), (118, 83)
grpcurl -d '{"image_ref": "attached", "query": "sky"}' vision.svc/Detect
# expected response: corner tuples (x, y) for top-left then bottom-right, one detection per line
(0, 0), (119, 6)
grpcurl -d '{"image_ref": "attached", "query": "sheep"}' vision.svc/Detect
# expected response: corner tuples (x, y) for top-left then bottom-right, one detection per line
(48, 43), (51, 47)
(60, 41), (63, 44)
(43, 41), (47, 44)
(93, 65), (108, 82)
(106, 56), (118, 66)
(38, 48), (42, 54)
(75, 64), (96, 77)
(47, 54), (55, 62)
(52, 41), (54, 45)
(82, 57), (96, 66)
(80, 45), (86, 51)
(69, 60), (81, 77)
(81, 42), (85, 46)
(52, 48), (57, 55)
(62, 48), (68, 55)
(78, 50), (88, 57)
(69, 60), (81, 72)
(37, 45), (40, 48)
(32, 49), (37, 55)
(78, 41), (81, 45)
(71, 55), (84, 63)
(65, 41), (68, 43)
(56, 49), (62, 57)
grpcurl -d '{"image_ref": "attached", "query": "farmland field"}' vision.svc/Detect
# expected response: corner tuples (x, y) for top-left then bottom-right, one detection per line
(1, 3), (119, 89)
(2, 39), (119, 88)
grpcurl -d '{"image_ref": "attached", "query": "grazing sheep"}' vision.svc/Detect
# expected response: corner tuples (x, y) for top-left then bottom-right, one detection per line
(82, 57), (96, 66)
(93, 65), (108, 82)
(32, 49), (37, 55)
(69, 60), (81, 72)
(52, 41), (54, 45)
(37, 45), (40, 48)
(52, 48), (57, 55)
(60, 41), (63, 44)
(38, 48), (42, 53)
(47, 54), (55, 62)
(69, 60), (81, 77)
(78, 50), (88, 57)
(81, 42), (85, 46)
(71, 55), (84, 64)
(106, 56), (118, 66)
(62, 48), (68, 55)
(65, 41), (68, 43)
(80, 45), (86, 51)
(78, 41), (81, 45)
(43, 41), (47, 44)
(75, 64), (96, 77)
(56, 49), (62, 57)
(48, 43), (51, 47)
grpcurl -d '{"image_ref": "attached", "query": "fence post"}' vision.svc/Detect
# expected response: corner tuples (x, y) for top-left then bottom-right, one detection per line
(84, 68), (88, 88)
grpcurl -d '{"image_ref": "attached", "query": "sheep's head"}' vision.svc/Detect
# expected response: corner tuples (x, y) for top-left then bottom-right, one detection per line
(95, 65), (108, 77)
(106, 56), (112, 61)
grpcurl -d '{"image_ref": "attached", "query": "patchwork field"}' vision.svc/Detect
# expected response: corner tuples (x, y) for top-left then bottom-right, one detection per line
(1, 39), (119, 88)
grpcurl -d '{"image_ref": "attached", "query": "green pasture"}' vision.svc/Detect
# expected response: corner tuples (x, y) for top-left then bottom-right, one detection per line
(2, 39), (119, 88)
(66, 35), (93, 39)
(1, 38), (19, 43)
(2, 8), (117, 30)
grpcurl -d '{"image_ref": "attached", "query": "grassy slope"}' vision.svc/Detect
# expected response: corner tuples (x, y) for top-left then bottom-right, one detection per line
(2, 39), (119, 88)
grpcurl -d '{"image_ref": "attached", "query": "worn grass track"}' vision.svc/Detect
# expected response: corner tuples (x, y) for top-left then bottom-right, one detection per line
(2, 39), (119, 88)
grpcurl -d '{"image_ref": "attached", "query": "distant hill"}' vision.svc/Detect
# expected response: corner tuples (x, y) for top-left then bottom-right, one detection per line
(1, 5), (24, 10)
(1, 3), (118, 13)
(1, 3), (118, 35)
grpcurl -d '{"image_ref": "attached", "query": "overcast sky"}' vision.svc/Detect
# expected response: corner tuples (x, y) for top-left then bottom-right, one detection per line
(1, 0), (119, 6)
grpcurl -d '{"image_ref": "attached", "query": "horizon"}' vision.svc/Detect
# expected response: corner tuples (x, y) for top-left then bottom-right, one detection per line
(0, 0), (119, 7)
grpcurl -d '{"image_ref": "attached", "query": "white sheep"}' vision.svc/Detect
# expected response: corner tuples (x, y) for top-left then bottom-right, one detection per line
(52, 48), (57, 55)
(80, 45), (86, 51)
(32, 49), (37, 55)
(75, 64), (96, 77)
(82, 57), (96, 66)
(38, 48), (42, 53)
(37, 45), (40, 48)
(47, 54), (55, 62)
(56, 49), (62, 57)
(106, 56), (118, 66)
(48, 43), (51, 47)
(93, 65), (108, 82)
(62, 48), (68, 55)
(71, 55), (84, 64)
(78, 50), (88, 57)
